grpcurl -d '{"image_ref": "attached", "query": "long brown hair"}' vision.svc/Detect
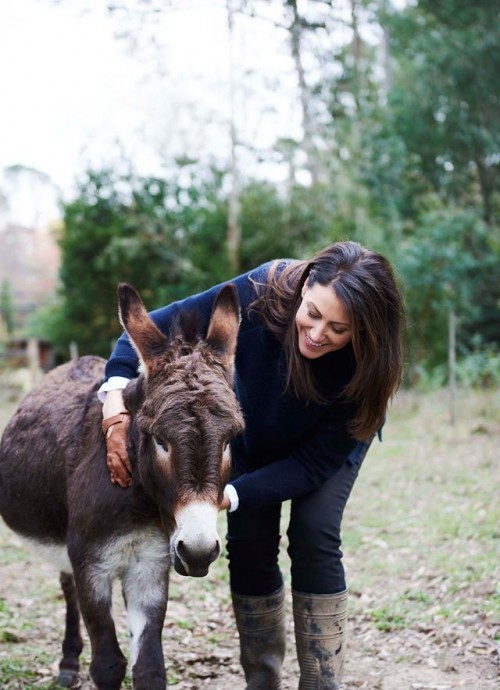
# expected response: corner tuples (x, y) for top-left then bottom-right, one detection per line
(251, 241), (405, 441)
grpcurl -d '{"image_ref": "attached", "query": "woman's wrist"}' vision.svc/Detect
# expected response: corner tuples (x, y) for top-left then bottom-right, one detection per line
(102, 388), (127, 419)
(97, 376), (130, 403)
(222, 485), (239, 512)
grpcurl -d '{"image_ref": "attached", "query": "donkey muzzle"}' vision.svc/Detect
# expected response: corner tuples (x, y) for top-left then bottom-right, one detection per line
(172, 502), (221, 578)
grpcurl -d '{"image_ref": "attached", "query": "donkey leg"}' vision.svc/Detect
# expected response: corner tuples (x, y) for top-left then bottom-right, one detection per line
(122, 562), (169, 690)
(75, 570), (127, 690)
(58, 571), (84, 689)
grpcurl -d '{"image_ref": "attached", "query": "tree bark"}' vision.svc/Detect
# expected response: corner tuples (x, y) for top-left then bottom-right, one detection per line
(226, 0), (242, 274)
(287, 0), (321, 185)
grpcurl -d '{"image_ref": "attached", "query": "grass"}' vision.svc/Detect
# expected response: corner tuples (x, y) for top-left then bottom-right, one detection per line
(0, 386), (499, 688)
(343, 388), (500, 642)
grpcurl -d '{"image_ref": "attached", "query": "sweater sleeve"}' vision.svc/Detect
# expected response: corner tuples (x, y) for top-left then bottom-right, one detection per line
(104, 263), (272, 381)
(230, 410), (370, 509)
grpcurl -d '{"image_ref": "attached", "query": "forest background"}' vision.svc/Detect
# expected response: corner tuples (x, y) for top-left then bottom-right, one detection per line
(0, 2), (499, 688)
(2, 0), (499, 388)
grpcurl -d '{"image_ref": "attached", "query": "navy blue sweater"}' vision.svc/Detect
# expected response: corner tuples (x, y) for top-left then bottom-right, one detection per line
(105, 262), (366, 509)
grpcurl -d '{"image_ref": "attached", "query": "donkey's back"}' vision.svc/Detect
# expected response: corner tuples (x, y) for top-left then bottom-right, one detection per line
(0, 355), (105, 544)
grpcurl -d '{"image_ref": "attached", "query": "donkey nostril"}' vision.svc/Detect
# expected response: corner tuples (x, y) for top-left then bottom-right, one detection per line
(176, 539), (220, 566)
(208, 540), (221, 564)
(176, 540), (188, 561)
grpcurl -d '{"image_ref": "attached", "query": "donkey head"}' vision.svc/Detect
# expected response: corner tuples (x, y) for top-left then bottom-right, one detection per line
(118, 283), (244, 577)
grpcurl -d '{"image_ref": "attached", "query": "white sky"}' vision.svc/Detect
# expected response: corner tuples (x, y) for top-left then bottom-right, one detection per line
(0, 0), (405, 226)
(1, 1), (141, 186)
(0, 0), (303, 208)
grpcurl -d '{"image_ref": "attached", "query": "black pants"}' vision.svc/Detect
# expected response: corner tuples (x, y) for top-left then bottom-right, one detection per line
(226, 442), (371, 596)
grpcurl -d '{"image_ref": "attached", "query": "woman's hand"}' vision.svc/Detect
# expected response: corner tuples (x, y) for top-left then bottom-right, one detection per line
(102, 389), (132, 488)
(219, 488), (231, 511)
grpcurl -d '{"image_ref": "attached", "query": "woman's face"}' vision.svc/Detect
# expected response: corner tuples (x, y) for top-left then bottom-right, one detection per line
(295, 280), (352, 359)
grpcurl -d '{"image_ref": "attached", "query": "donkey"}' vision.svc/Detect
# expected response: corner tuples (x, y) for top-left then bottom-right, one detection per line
(0, 282), (244, 690)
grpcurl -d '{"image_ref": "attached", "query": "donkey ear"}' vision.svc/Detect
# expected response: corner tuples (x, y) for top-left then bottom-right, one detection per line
(118, 283), (168, 377)
(122, 375), (146, 414)
(206, 284), (240, 371)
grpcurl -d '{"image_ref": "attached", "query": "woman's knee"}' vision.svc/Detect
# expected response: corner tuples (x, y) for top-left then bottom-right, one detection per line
(288, 529), (345, 593)
(287, 480), (348, 593)
(227, 536), (283, 595)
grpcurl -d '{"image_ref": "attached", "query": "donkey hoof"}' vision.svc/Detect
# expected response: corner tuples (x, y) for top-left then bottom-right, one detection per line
(57, 669), (81, 689)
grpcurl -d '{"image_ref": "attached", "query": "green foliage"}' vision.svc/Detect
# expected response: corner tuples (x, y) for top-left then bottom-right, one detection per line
(32, 166), (231, 356)
(456, 342), (500, 389)
(28, 0), (499, 380)
(397, 207), (499, 371)
(385, 0), (500, 224)
(32, 168), (332, 357)
(240, 181), (339, 271)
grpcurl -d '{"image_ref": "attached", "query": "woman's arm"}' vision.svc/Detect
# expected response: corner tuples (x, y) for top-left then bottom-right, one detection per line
(103, 263), (272, 382)
(102, 387), (127, 418)
(228, 415), (371, 510)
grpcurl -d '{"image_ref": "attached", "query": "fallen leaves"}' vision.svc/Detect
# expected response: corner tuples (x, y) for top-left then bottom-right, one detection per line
(0, 389), (499, 689)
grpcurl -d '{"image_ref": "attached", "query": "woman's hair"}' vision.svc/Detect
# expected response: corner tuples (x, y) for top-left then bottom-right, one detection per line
(251, 241), (405, 441)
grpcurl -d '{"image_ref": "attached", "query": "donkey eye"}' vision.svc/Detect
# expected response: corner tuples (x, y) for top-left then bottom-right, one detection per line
(154, 436), (168, 452)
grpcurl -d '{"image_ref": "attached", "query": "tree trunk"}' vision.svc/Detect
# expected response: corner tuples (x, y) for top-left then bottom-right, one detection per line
(350, 0), (361, 113)
(226, 0), (242, 274)
(448, 310), (456, 425)
(287, 0), (321, 185)
(475, 157), (494, 227)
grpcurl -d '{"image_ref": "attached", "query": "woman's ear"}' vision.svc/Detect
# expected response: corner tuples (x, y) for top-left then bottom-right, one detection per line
(301, 277), (309, 298)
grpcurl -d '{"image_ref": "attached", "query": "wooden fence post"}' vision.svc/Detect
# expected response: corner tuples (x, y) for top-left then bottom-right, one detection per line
(27, 337), (41, 388)
(448, 310), (456, 425)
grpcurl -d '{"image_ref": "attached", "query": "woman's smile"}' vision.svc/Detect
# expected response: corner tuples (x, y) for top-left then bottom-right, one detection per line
(303, 331), (328, 350)
(295, 281), (352, 359)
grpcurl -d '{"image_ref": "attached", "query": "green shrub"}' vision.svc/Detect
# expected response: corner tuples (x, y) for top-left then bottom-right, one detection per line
(456, 344), (500, 388)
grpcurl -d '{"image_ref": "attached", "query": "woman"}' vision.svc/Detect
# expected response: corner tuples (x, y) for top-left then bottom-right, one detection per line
(99, 240), (405, 689)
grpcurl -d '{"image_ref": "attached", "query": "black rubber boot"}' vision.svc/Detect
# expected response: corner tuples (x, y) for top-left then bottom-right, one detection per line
(292, 589), (348, 690)
(232, 586), (286, 689)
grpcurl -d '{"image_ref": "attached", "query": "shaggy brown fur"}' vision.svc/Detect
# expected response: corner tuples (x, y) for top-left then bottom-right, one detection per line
(0, 283), (243, 690)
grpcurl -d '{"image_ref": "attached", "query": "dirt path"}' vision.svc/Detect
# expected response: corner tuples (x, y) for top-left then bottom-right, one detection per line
(0, 388), (499, 689)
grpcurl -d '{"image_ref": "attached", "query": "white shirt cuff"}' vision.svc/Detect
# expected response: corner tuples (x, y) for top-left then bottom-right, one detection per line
(97, 376), (131, 403)
(224, 484), (239, 512)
